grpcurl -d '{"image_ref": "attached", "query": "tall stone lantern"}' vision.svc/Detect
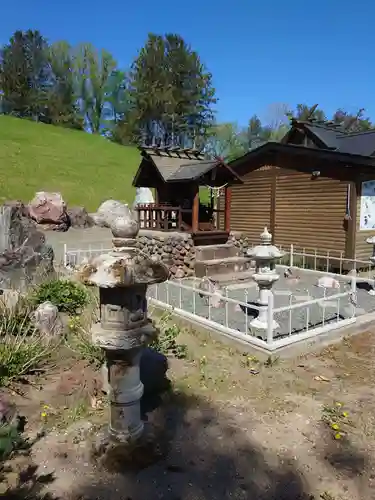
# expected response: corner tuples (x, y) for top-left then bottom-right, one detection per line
(247, 227), (284, 334)
(77, 212), (169, 444)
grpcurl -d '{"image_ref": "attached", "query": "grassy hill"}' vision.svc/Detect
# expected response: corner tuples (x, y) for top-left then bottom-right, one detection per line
(0, 116), (141, 211)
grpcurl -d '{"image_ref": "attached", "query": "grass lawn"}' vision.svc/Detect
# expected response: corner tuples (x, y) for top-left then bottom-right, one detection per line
(0, 116), (140, 211)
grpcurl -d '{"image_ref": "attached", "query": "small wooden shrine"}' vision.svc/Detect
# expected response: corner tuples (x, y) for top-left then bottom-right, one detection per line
(132, 145), (243, 245)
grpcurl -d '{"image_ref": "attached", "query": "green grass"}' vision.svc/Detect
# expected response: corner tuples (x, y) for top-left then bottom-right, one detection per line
(0, 116), (140, 211)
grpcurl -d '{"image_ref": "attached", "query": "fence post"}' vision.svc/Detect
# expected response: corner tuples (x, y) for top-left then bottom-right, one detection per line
(266, 292), (274, 344)
(290, 244), (294, 267)
(63, 243), (67, 268)
(350, 271), (357, 318)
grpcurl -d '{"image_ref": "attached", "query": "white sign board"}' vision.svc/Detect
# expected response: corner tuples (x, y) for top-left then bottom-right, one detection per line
(360, 180), (375, 230)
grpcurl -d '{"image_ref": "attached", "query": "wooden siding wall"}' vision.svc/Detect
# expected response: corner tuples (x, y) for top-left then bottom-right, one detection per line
(230, 166), (349, 254)
(230, 169), (272, 239)
(355, 183), (375, 261)
(274, 169), (347, 253)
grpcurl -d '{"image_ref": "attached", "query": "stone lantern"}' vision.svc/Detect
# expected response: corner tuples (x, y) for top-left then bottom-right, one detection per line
(247, 227), (284, 333)
(77, 212), (169, 444)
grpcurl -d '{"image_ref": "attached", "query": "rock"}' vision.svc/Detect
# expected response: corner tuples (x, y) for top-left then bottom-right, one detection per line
(0, 204), (54, 288)
(198, 277), (223, 308)
(28, 192), (69, 230)
(175, 267), (185, 279)
(316, 276), (340, 289)
(93, 200), (132, 228)
(32, 301), (63, 337)
(67, 206), (93, 228)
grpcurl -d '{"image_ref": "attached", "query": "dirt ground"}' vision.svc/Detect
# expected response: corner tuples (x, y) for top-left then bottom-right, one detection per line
(2, 326), (375, 500)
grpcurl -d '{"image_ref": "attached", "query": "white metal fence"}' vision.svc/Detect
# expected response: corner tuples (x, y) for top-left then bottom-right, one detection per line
(63, 243), (112, 269)
(0, 206), (11, 253)
(62, 241), (367, 350)
(147, 278), (357, 351)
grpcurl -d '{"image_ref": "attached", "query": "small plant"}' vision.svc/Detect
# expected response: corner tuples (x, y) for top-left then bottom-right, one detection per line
(150, 313), (188, 359)
(241, 353), (259, 368)
(322, 401), (352, 440)
(264, 355), (279, 367)
(0, 298), (59, 387)
(65, 315), (104, 369)
(0, 296), (36, 337)
(0, 423), (25, 461)
(31, 279), (89, 315)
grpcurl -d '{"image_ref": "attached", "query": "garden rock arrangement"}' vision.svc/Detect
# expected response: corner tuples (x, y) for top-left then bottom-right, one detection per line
(92, 199), (133, 228)
(0, 202), (55, 288)
(28, 191), (70, 232)
(136, 231), (195, 279)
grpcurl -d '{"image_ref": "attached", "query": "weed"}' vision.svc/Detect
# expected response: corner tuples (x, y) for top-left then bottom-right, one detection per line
(241, 353), (259, 368)
(0, 298), (59, 387)
(65, 315), (104, 369)
(150, 313), (188, 359)
(0, 423), (25, 461)
(30, 279), (89, 315)
(322, 402), (353, 440)
(264, 355), (279, 367)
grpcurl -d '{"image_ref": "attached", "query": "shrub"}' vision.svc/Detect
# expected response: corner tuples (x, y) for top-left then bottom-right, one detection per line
(31, 279), (89, 315)
(0, 297), (58, 387)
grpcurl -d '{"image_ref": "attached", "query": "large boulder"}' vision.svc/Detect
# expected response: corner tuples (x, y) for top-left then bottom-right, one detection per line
(92, 200), (133, 228)
(28, 192), (69, 231)
(67, 206), (93, 228)
(0, 203), (54, 288)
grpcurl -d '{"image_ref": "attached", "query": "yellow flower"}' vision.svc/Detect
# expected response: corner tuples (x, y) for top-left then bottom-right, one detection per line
(43, 405), (49, 410)
(41, 412), (47, 418)
(335, 402), (342, 408)
(334, 432), (342, 440)
(342, 411), (348, 418)
(331, 423), (340, 431)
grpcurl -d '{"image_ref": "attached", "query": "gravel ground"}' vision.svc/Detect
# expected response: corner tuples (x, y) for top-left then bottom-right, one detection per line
(148, 269), (375, 339)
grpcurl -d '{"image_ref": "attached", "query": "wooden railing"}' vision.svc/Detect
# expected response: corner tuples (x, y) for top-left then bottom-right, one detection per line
(135, 203), (226, 232)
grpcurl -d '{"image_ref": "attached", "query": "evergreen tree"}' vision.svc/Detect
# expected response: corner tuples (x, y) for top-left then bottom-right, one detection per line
(0, 30), (50, 119)
(124, 33), (216, 146)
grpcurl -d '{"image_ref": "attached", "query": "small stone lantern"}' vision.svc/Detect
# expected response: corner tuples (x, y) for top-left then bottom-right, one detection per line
(77, 212), (169, 444)
(247, 227), (284, 333)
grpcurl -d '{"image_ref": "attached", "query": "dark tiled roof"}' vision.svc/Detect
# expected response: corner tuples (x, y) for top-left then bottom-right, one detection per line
(336, 130), (375, 156)
(290, 120), (375, 157)
(167, 160), (218, 181)
(140, 147), (211, 181)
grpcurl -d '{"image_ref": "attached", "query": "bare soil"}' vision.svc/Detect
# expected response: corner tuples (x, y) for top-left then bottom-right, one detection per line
(2, 328), (375, 500)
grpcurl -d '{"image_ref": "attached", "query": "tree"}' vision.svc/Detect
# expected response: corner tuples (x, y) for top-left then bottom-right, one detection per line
(0, 30), (50, 119)
(288, 103), (326, 122)
(125, 33), (216, 146)
(205, 122), (248, 161)
(75, 43), (117, 133)
(46, 41), (83, 129)
(332, 108), (373, 132)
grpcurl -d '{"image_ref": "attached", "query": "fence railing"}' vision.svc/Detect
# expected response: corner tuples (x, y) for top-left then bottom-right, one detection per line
(0, 206), (11, 253)
(147, 277), (357, 350)
(63, 243), (112, 269)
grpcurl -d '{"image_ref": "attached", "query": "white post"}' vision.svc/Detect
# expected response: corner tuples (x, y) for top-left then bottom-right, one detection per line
(350, 272), (357, 317)
(290, 244), (294, 267)
(63, 243), (67, 268)
(266, 292), (274, 344)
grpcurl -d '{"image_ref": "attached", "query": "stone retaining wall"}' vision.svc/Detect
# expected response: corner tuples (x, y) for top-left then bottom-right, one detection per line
(136, 231), (196, 279)
(228, 231), (251, 254)
(136, 230), (249, 279)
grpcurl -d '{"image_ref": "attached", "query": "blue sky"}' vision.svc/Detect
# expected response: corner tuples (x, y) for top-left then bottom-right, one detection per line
(0, 0), (374, 126)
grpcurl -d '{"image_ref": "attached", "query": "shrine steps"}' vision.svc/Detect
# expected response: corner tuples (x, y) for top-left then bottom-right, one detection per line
(195, 244), (254, 283)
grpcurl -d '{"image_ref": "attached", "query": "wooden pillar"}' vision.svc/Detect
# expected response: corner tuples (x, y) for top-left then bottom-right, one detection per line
(224, 186), (232, 232)
(192, 189), (199, 233)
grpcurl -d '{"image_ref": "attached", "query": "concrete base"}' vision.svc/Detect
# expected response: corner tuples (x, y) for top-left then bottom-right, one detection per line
(250, 317), (279, 331)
